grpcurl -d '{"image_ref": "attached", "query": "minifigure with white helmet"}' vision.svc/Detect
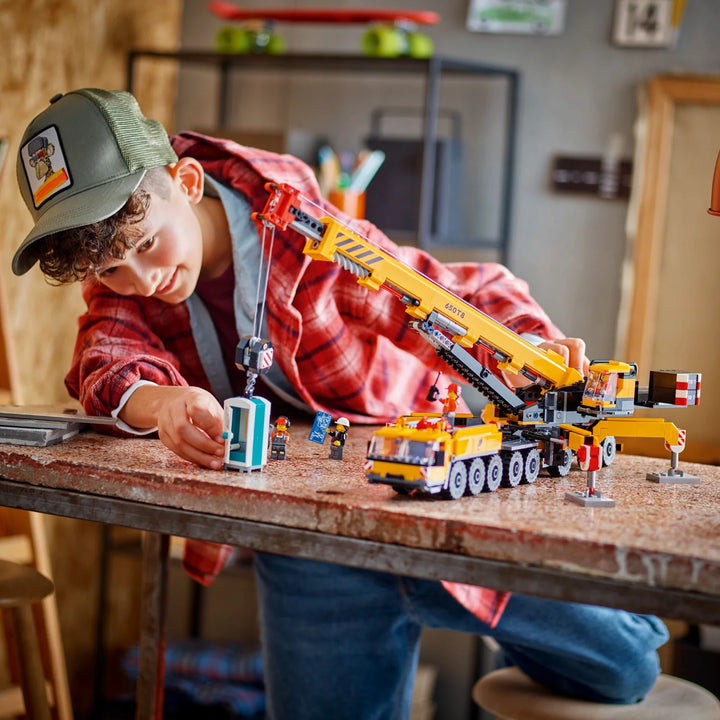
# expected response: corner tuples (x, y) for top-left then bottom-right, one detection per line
(327, 416), (350, 460)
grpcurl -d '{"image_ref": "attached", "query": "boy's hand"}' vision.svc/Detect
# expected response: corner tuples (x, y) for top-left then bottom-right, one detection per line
(538, 337), (589, 376)
(120, 386), (226, 469)
(502, 337), (589, 389)
(155, 387), (226, 469)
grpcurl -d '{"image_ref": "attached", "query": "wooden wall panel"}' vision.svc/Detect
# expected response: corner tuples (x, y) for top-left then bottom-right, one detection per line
(0, 2), (182, 715)
(621, 76), (720, 465)
(0, 0), (181, 408)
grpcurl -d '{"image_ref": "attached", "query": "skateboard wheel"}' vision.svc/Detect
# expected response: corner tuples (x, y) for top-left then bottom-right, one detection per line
(407, 31), (433, 59)
(215, 26), (252, 54)
(362, 26), (405, 58)
(265, 32), (287, 55)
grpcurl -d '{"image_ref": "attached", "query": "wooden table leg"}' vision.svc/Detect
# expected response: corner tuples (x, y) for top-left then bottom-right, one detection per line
(135, 533), (169, 720)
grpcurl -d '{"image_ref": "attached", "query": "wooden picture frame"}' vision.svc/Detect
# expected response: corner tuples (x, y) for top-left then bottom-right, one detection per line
(621, 74), (720, 463)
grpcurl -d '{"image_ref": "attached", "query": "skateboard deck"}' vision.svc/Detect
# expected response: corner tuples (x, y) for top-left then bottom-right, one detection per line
(208, 2), (440, 27)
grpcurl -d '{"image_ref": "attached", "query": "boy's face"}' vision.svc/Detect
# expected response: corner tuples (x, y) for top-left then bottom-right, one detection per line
(95, 163), (204, 303)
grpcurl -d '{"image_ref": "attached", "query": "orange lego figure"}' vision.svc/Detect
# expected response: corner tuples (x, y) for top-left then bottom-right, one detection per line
(269, 416), (291, 460)
(438, 382), (461, 424)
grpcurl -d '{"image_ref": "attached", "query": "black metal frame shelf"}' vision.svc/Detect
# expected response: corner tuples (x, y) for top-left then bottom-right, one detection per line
(127, 50), (519, 261)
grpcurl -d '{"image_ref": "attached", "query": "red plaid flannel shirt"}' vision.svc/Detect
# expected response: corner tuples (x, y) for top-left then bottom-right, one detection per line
(66, 132), (564, 627)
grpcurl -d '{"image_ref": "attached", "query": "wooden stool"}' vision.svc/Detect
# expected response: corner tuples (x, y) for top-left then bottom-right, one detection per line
(0, 559), (54, 720)
(472, 666), (720, 720)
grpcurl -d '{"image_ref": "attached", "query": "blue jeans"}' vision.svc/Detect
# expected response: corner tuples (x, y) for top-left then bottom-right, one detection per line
(254, 553), (668, 720)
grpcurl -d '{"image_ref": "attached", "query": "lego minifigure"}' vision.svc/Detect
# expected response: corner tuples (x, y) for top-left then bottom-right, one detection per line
(269, 416), (291, 460)
(439, 382), (461, 425)
(327, 417), (350, 460)
(426, 375), (461, 425)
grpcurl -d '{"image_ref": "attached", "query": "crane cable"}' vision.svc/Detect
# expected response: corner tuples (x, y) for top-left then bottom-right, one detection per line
(242, 220), (276, 398)
(244, 194), (357, 398)
(253, 220), (275, 340)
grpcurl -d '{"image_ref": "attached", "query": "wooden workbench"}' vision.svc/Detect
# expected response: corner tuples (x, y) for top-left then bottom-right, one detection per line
(0, 426), (717, 718)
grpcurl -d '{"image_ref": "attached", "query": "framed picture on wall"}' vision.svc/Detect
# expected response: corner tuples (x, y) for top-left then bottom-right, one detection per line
(611, 0), (679, 47)
(466, 0), (567, 35)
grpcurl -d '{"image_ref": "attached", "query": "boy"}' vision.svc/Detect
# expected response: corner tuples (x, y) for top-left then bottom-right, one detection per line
(14, 89), (667, 719)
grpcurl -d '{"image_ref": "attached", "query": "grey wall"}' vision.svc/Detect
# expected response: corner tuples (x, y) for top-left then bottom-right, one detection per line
(177, 0), (719, 358)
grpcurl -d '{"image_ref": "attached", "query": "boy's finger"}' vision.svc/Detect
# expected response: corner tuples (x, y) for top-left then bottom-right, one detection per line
(176, 443), (225, 470)
(159, 421), (224, 462)
(562, 338), (587, 374)
(181, 422), (225, 454)
(187, 403), (225, 441)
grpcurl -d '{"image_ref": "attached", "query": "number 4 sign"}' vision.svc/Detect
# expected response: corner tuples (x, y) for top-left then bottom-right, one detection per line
(612, 0), (677, 47)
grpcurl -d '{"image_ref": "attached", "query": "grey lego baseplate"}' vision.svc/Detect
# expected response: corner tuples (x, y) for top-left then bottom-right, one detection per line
(0, 422), (82, 447)
(564, 490), (616, 508)
(0, 405), (117, 447)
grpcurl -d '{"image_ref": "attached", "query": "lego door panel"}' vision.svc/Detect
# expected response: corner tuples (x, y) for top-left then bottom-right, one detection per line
(224, 396), (271, 471)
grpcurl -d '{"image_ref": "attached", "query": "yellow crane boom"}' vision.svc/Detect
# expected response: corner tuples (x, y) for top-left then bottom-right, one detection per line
(254, 182), (582, 391)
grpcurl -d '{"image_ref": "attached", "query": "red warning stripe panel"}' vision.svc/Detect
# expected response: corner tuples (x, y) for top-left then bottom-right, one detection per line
(577, 443), (601, 472)
(665, 428), (687, 453)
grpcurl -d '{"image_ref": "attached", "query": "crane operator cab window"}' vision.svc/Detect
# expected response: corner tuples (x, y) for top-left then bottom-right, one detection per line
(582, 368), (618, 407)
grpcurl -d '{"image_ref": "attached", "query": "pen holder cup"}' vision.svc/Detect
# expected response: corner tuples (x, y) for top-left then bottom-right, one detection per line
(328, 189), (366, 220)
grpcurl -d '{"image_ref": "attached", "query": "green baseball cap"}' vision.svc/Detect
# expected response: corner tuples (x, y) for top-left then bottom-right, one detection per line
(13, 88), (178, 276)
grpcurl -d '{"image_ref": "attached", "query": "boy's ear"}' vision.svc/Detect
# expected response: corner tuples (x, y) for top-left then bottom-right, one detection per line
(167, 157), (204, 204)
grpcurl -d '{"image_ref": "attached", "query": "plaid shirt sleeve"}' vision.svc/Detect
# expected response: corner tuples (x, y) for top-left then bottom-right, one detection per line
(65, 280), (209, 421)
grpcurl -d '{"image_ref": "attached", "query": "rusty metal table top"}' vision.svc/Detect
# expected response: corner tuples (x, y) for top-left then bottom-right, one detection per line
(0, 427), (718, 622)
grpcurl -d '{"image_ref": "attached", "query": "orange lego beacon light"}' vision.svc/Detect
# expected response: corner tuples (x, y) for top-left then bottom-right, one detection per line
(708, 148), (720, 216)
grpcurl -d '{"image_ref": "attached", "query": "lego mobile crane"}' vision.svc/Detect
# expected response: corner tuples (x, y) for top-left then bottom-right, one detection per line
(253, 183), (701, 505)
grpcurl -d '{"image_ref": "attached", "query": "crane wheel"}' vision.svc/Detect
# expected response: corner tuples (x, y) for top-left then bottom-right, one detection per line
(601, 436), (617, 466)
(502, 450), (524, 487)
(467, 458), (486, 495)
(485, 455), (503, 492)
(547, 447), (574, 477)
(523, 448), (541, 484)
(445, 461), (468, 500)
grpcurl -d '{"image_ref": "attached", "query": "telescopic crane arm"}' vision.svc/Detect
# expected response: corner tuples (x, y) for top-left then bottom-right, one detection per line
(253, 183), (583, 413)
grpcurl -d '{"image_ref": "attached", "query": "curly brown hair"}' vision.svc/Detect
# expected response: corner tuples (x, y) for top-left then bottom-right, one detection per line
(33, 167), (172, 284)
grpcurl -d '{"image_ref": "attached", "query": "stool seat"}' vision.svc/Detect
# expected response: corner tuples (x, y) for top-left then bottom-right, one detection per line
(472, 667), (720, 720)
(0, 559), (54, 607)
